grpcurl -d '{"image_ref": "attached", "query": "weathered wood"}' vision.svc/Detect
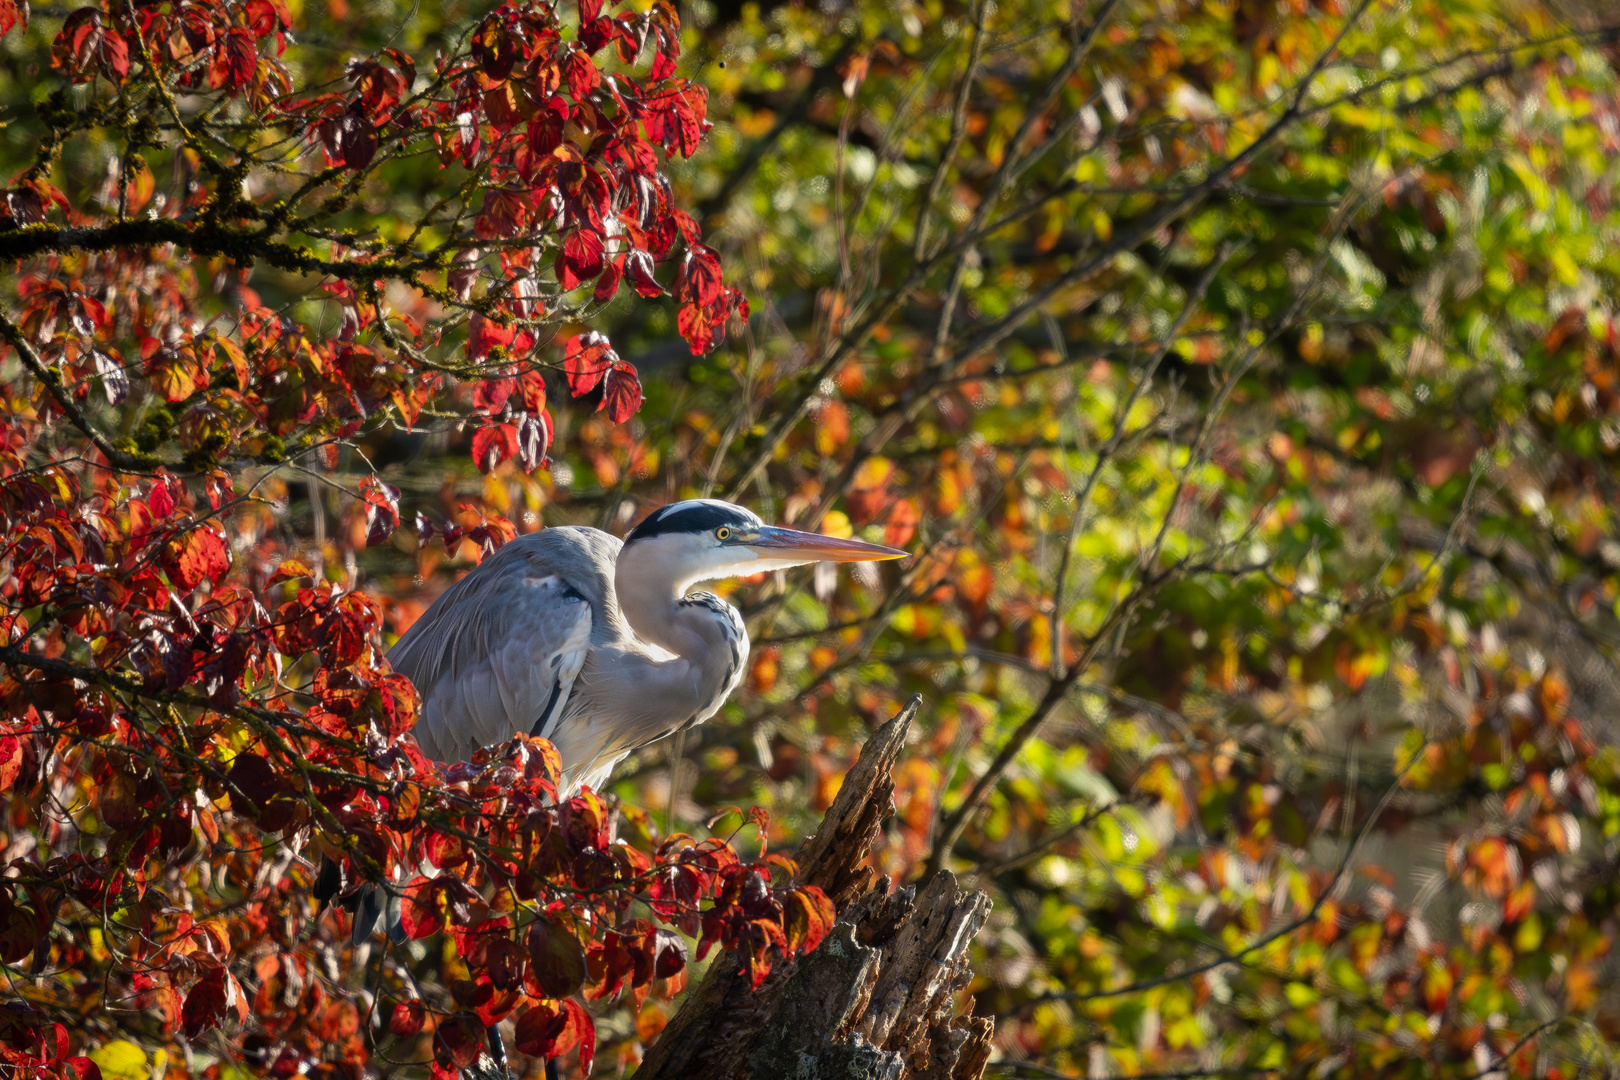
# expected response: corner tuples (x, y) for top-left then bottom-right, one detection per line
(636, 697), (993, 1080)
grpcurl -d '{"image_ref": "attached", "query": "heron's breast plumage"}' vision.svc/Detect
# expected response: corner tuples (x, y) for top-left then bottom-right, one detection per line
(679, 591), (748, 727)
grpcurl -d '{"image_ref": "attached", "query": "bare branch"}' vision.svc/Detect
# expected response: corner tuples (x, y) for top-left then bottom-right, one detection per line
(0, 309), (146, 471)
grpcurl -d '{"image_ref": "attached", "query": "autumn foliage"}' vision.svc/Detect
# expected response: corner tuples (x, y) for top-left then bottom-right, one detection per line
(9, 0), (1620, 1075)
(0, 0), (815, 1074)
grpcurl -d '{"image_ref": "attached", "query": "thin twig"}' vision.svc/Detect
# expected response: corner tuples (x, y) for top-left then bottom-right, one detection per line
(0, 310), (146, 471)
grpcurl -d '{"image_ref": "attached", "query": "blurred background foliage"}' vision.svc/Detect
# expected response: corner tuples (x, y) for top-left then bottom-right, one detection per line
(365, 0), (1620, 1073)
(566, 0), (1620, 1072)
(11, 0), (1620, 1073)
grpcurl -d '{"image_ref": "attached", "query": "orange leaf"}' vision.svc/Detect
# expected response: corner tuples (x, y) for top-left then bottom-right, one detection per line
(164, 526), (230, 591)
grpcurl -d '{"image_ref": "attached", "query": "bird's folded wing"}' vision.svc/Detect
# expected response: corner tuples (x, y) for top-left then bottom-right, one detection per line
(387, 543), (597, 765)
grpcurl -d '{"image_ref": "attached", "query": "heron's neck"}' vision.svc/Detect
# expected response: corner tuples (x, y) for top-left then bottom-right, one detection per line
(615, 540), (702, 656)
(614, 543), (747, 721)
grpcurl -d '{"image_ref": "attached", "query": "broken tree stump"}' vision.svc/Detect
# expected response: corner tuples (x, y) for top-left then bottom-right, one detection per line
(637, 696), (994, 1080)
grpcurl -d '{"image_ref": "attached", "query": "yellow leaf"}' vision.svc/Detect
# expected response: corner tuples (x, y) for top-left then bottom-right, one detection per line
(268, 558), (313, 586)
(89, 1040), (149, 1080)
(851, 456), (894, 491)
(1549, 247), (1580, 286)
(1091, 208), (1112, 241)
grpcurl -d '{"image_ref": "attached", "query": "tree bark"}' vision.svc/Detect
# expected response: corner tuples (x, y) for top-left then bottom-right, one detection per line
(637, 696), (994, 1080)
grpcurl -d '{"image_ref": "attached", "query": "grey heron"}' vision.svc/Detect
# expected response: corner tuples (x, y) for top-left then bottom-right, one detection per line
(388, 497), (908, 792)
(328, 499), (903, 1076)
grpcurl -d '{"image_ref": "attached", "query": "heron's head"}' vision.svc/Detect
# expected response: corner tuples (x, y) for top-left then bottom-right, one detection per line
(621, 498), (907, 589)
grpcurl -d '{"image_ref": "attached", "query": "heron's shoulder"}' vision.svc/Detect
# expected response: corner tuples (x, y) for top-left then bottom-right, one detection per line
(390, 527), (619, 677)
(493, 525), (623, 566)
(497, 526), (625, 634)
(502, 524), (620, 552)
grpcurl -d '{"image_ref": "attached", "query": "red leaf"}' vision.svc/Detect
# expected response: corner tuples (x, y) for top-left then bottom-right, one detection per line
(164, 526), (230, 591)
(477, 189), (532, 239)
(592, 254), (624, 303)
(517, 409), (553, 473)
(476, 984), (522, 1028)
(314, 111), (378, 170)
(650, 47), (676, 82)
(141, 337), (204, 401)
(513, 998), (565, 1057)
(0, 0), (28, 39)
(471, 16), (523, 80)
(652, 928), (687, 979)
(214, 27), (258, 90)
(226, 753), (282, 814)
(484, 934), (528, 992)
(563, 332), (614, 396)
(36, 1021), (68, 1064)
(243, 0), (290, 42)
(205, 469), (233, 510)
(567, 999), (596, 1074)
(516, 998), (593, 1067)
(675, 245), (723, 306)
(578, 0), (613, 50)
(425, 830), (469, 870)
(672, 210), (701, 246)
(102, 28), (129, 78)
(468, 314), (517, 362)
(677, 303), (713, 355)
(556, 229), (605, 290)
(580, 16), (611, 52)
(340, 111), (376, 169)
(626, 249), (662, 297)
(473, 377), (515, 413)
(149, 474), (179, 517)
(471, 423), (520, 473)
(399, 875), (444, 940)
(563, 47), (600, 98)
(0, 736), (24, 793)
(598, 360), (643, 423)
(360, 476), (401, 547)
(64, 1058), (101, 1080)
(783, 885), (835, 955)
(390, 1000), (427, 1036)
(430, 875), (479, 924)
(526, 916), (587, 999)
(433, 1012), (485, 1069)
(648, 216), (678, 258)
(515, 370), (548, 413)
(742, 934), (774, 988)
(181, 967), (229, 1038)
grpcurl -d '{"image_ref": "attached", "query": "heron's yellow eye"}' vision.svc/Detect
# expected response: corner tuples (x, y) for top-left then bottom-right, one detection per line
(715, 527), (731, 541)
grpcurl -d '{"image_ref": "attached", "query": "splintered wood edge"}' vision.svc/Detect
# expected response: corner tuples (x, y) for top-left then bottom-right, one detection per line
(796, 694), (921, 889)
(636, 696), (923, 1080)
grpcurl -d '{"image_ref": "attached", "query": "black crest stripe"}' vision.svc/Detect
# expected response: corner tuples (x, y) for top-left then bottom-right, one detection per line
(625, 501), (761, 543)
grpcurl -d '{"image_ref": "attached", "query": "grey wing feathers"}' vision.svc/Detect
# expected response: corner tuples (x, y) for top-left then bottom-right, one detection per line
(532, 589), (590, 741)
(387, 527), (625, 765)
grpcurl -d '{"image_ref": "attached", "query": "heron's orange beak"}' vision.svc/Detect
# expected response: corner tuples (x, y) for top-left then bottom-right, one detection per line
(748, 526), (908, 563)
